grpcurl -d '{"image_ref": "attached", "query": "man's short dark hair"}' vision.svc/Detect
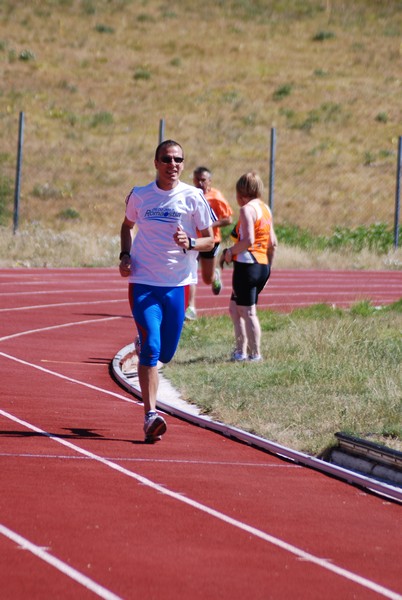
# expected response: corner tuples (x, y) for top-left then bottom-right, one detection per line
(155, 139), (183, 161)
(193, 166), (211, 177)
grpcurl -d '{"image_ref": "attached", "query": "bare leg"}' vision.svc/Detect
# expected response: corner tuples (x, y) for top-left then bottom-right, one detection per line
(200, 256), (216, 285)
(188, 284), (196, 309)
(229, 299), (247, 355)
(238, 304), (261, 357)
(138, 364), (159, 414)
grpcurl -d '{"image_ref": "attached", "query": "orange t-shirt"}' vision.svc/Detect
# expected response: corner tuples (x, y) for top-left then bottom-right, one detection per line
(205, 188), (233, 243)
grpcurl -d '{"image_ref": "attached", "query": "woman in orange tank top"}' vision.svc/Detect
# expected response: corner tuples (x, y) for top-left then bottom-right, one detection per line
(220, 172), (277, 362)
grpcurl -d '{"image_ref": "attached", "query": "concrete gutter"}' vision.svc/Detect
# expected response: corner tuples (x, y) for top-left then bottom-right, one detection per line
(328, 433), (402, 487)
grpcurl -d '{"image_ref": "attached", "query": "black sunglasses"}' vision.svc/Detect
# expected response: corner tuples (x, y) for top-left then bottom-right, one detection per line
(160, 155), (184, 164)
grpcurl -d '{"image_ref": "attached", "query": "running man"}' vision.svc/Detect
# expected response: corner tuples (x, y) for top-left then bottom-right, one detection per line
(119, 141), (215, 441)
(185, 166), (233, 320)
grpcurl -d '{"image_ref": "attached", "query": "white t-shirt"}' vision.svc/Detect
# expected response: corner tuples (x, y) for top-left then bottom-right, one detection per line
(125, 180), (215, 286)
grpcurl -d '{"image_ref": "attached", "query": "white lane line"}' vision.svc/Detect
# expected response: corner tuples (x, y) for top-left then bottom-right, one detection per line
(0, 452), (297, 468)
(0, 523), (122, 600)
(0, 316), (122, 342)
(0, 278), (120, 286)
(1, 294), (397, 317)
(0, 352), (140, 406)
(0, 284), (390, 296)
(0, 288), (125, 297)
(0, 299), (127, 313)
(1, 408), (400, 600)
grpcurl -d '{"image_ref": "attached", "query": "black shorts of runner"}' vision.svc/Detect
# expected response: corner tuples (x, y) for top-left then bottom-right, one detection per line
(198, 242), (221, 260)
(231, 262), (270, 306)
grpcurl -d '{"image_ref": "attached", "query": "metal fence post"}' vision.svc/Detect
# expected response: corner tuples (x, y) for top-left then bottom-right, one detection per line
(394, 136), (401, 248)
(269, 127), (276, 215)
(159, 118), (165, 145)
(13, 111), (24, 235)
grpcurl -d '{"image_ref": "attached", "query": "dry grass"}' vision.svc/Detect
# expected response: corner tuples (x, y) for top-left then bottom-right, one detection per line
(1, 222), (401, 269)
(1, 0), (402, 238)
(0, 223), (120, 268)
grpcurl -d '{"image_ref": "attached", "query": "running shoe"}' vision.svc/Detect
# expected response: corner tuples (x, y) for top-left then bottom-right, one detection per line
(231, 350), (248, 362)
(212, 268), (222, 296)
(248, 354), (263, 362)
(144, 411), (167, 443)
(185, 306), (197, 321)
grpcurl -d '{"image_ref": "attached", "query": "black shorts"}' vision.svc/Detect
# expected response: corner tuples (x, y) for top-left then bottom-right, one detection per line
(231, 262), (270, 306)
(199, 242), (221, 260)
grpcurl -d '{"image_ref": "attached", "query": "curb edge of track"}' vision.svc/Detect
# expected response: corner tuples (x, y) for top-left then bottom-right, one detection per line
(111, 344), (402, 505)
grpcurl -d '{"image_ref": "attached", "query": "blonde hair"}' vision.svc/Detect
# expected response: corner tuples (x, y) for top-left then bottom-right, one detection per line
(236, 171), (264, 199)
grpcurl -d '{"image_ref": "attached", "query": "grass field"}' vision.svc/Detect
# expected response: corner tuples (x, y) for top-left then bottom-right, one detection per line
(165, 301), (402, 456)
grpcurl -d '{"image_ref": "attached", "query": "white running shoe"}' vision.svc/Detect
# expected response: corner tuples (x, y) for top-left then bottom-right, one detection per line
(185, 306), (197, 321)
(144, 411), (167, 443)
(248, 354), (263, 362)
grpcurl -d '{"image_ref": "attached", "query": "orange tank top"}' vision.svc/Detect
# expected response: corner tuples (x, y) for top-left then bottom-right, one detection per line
(233, 200), (272, 265)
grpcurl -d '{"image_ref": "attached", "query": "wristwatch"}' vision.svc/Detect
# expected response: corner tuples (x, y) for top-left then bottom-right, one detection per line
(188, 237), (196, 250)
(119, 251), (130, 260)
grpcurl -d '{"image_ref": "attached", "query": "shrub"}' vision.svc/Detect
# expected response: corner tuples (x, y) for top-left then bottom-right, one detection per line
(312, 31), (335, 42)
(276, 223), (394, 254)
(327, 223), (393, 253)
(137, 14), (155, 23)
(375, 112), (388, 123)
(276, 224), (318, 249)
(19, 49), (35, 61)
(273, 84), (292, 101)
(57, 208), (80, 220)
(133, 67), (151, 80)
(89, 111), (114, 127)
(95, 24), (114, 34)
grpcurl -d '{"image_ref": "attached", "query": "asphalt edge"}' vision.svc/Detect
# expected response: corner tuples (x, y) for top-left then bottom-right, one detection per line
(112, 343), (402, 505)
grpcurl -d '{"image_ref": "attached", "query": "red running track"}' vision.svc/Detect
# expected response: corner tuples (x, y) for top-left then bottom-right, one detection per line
(193, 268), (402, 315)
(0, 268), (401, 600)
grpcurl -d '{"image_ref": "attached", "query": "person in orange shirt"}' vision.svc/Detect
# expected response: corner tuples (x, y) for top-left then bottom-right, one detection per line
(185, 166), (233, 320)
(220, 171), (277, 362)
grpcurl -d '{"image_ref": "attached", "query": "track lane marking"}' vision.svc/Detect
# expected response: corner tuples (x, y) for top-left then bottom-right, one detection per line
(1, 408), (400, 600)
(0, 523), (122, 600)
(0, 287), (126, 297)
(0, 351), (141, 406)
(0, 452), (296, 468)
(0, 299), (127, 313)
(0, 316), (123, 342)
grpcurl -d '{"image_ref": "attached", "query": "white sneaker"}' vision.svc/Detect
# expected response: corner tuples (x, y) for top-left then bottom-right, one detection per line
(248, 354), (263, 362)
(231, 350), (247, 362)
(185, 306), (197, 321)
(144, 411), (167, 443)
